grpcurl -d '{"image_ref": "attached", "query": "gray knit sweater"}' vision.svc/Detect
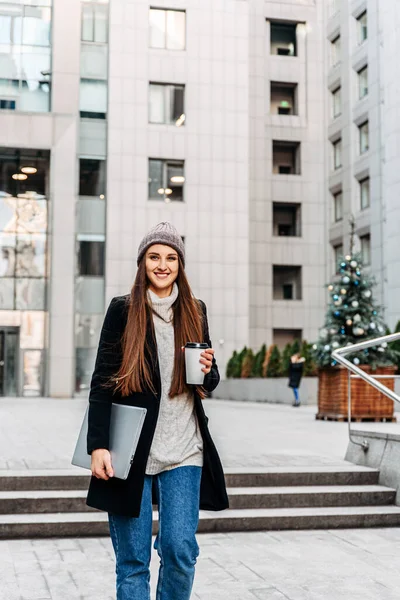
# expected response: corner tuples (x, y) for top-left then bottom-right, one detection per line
(145, 284), (203, 475)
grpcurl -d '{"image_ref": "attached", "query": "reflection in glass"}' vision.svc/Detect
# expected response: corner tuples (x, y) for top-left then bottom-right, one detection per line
(75, 347), (96, 392)
(149, 8), (166, 49)
(81, 3), (108, 43)
(78, 240), (105, 276)
(5, 329), (18, 396)
(16, 278), (46, 310)
(20, 310), (45, 348)
(22, 8), (51, 46)
(23, 349), (42, 396)
(75, 313), (102, 348)
(149, 83), (185, 125)
(76, 277), (104, 314)
(0, 148), (49, 197)
(77, 198), (105, 235)
(166, 10), (185, 50)
(0, 233), (16, 276)
(148, 159), (163, 199)
(0, 279), (15, 309)
(15, 233), (46, 277)
(80, 78), (107, 118)
(79, 158), (106, 196)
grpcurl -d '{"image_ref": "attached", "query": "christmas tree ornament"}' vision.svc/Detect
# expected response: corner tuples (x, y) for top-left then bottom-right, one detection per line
(324, 344), (330, 351)
(350, 260), (358, 268)
(352, 301), (359, 308)
(354, 281), (359, 286)
(333, 294), (339, 300)
(353, 357), (360, 365)
(354, 314), (361, 322)
(340, 289), (347, 295)
(363, 290), (372, 298)
(312, 344), (318, 350)
(332, 341), (339, 348)
(335, 311), (341, 317)
(346, 319), (353, 325)
(328, 285), (334, 291)
(378, 325), (384, 333)
(381, 342), (388, 348)
(345, 255), (351, 261)
(369, 323), (376, 330)
(342, 276), (350, 284)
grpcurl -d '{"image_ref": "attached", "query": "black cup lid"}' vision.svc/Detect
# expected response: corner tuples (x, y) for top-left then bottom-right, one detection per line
(185, 342), (209, 349)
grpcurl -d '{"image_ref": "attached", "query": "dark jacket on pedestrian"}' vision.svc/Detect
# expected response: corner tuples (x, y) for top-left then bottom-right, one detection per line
(86, 295), (229, 518)
(288, 361), (304, 389)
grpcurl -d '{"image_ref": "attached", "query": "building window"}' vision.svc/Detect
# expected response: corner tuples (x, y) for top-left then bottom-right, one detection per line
(0, 4), (52, 112)
(78, 239), (105, 276)
(358, 66), (368, 99)
(273, 266), (302, 300)
(79, 159), (106, 196)
(359, 121), (369, 154)
(149, 159), (184, 202)
(273, 329), (302, 350)
(80, 79), (107, 119)
(357, 11), (367, 44)
(272, 141), (301, 175)
(331, 35), (341, 67)
(270, 22), (297, 56)
(360, 234), (371, 265)
(360, 177), (370, 210)
(332, 87), (341, 118)
(81, 2), (108, 43)
(333, 191), (343, 222)
(149, 8), (185, 50)
(149, 83), (185, 125)
(333, 243), (343, 272)
(273, 203), (301, 236)
(333, 139), (342, 170)
(270, 82), (298, 115)
(0, 99), (16, 110)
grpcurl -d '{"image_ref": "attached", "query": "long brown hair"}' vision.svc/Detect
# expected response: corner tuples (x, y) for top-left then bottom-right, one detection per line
(113, 255), (206, 399)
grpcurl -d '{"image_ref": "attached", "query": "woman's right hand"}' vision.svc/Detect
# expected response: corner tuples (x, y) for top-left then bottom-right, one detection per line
(91, 449), (114, 480)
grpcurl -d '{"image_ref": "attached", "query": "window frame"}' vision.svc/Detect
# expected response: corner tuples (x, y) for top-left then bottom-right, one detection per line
(148, 158), (185, 202)
(358, 65), (368, 99)
(360, 234), (371, 265)
(333, 138), (342, 170)
(357, 11), (367, 45)
(332, 86), (341, 118)
(149, 7), (186, 50)
(360, 177), (370, 210)
(148, 82), (185, 125)
(359, 121), (369, 155)
(333, 243), (343, 273)
(333, 191), (343, 222)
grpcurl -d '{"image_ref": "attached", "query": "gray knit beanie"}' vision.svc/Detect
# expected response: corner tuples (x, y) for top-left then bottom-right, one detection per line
(137, 222), (185, 266)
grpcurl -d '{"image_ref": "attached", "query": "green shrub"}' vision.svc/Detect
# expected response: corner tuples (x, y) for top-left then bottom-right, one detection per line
(281, 343), (293, 377)
(251, 344), (267, 378)
(226, 351), (237, 379)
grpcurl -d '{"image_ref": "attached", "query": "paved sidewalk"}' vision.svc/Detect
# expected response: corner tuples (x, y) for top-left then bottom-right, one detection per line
(2, 528), (400, 600)
(2, 397), (400, 599)
(2, 396), (398, 471)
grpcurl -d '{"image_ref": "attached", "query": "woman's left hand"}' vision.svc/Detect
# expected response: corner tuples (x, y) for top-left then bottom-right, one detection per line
(200, 348), (215, 375)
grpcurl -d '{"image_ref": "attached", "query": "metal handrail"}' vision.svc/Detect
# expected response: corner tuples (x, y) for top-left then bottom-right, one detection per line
(331, 333), (400, 451)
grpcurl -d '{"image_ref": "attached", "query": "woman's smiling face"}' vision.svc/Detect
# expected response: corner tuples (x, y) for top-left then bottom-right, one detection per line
(145, 244), (179, 297)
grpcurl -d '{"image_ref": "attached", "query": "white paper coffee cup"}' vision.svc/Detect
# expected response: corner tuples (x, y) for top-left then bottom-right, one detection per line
(185, 342), (209, 385)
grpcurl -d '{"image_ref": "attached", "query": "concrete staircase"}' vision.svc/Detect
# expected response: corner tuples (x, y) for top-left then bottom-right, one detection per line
(1, 465), (400, 538)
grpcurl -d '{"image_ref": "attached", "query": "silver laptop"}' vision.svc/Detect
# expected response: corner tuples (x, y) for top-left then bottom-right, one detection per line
(72, 403), (147, 480)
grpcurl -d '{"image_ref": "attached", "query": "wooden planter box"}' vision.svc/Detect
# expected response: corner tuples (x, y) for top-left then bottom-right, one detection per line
(317, 365), (397, 421)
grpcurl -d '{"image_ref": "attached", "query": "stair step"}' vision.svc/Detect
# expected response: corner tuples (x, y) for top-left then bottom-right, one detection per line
(228, 485), (396, 509)
(224, 466), (380, 487)
(2, 505), (400, 539)
(0, 485), (394, 514)
(0, 465), (380, 491)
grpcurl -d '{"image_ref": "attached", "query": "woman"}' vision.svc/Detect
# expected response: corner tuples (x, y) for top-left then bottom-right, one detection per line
(86, 222), (228, 600)
(288, 352), (306, 407)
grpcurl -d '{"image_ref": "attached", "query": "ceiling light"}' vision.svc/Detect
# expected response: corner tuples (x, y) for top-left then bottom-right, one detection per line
(157, 188), (165, 195)
(99, 194), (105, 199)
(170, 176), (185, 184)
(175, 113), (186, 127)
(165, 197), (171, 204)
(12, 173), (28, 181)
(164, 188), (172, 195)
(21, 166), (37, 175)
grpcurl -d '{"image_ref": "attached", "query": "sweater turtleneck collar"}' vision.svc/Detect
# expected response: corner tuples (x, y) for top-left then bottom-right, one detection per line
(147, 283), (179, 323)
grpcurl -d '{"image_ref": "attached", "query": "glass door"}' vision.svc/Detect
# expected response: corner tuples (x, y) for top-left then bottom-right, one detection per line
(0, 327), (19, 396)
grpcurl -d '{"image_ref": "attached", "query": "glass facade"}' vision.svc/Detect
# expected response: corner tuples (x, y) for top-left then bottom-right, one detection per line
(0, 148), (50, 396)
(0, 2), (52, 112)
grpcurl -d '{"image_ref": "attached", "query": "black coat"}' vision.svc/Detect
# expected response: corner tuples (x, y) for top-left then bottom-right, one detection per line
(86, 295), (229, 517)
(288, 361), (304, 388)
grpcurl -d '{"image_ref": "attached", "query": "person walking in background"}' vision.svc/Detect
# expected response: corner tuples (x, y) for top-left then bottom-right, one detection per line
(86, 222), (229, 600)
(288, 352), (306, 407)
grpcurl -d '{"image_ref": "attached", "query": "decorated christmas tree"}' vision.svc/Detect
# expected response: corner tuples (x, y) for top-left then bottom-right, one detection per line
(313, 251), (397, 369)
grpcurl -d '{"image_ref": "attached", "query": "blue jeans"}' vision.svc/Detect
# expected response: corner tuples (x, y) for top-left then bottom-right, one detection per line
(293, 388), (299, 404)
(108, 466), (202, 600)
